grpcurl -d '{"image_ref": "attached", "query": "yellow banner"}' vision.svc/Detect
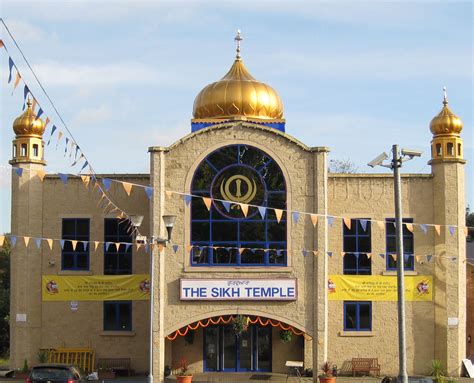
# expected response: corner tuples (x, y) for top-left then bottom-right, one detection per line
(328, 275), (432, 301)
(42, 274), (150, 301)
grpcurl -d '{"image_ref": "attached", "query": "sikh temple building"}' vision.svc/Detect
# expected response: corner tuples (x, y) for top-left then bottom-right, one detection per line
(8, 34), (468, 381)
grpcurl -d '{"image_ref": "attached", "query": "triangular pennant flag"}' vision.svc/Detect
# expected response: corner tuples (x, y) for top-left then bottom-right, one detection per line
(145, 186), (153, 200)
(302, 249), (307, 257)
(136, 242), (142, 251)
(36, 107), (44, 120)
(327, 216), (334, 227)
(81, 175), (90, 187)
(379, 253), (385, 259)
(35, 238), (42, 249)
(64, 137), (69, 155)
(451, 257), (457, 262)
(257, 206), (266, 219)
(313, 251), (319, 257)
(47, 125), (57, 145)
(222, 200), (231, 213)
(103, 178), (112, 191)
(420, 224), (428, 234)
(415, 255), (421, 264)
(24, 236), (30, 247)
(10, 236), (17, 247)
(343, 218), (352, 230)
(240, 204), (249, 217)
(292, 212), (300, 224)
(122, 182), (133, 196)
(125, 243), (131, 252)
(434, 225), (441, 236)
(360, 219), (368, 232)
(341, 252), (346, 257)
(377, 220), (385, 230)
(172, 244), (179, 254)
(366, 253), (372, 259)
(405, 223), (414, 233)
(36, 169), (46, 181)
(448, 226), (455, 236)
(327, 252), (333, 257)
(354, 252), (359, 259)
(47, 239), (53, 250)
(71, 240), (78, 251)
(8, 57), (14, 83)
(80, 161), (89, 173)
(157, 243), (165, 253)
(0, 236), (4, 247)
(238, 248), (245, 255)
(427, 255), (433, 262)
(202, 197), (212, 211)
(310, 214), (318, 227)
(165, 190), (172, 198)
(44, 117), (50, 130)
(391, 253), (397, 261)
(55, 131), (63, 149)
(115, 243), (120, 251)
(183, 195), (192, 206)
(0, 40), (3, 48)
(22, 85), (30, 110)
(274, 209), (283, 223)
(403, 253), (411, 262)
(465, 227), (469, 237)
(15, 168), (23, 177)
(186, 245), (193, 253)
(106, 242), (112, 251)
(58, 173), (68, 185)
(12, 71), (21, 95)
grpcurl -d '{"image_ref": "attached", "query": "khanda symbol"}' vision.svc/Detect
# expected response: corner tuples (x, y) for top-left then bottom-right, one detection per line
(220, 174), (257, 209)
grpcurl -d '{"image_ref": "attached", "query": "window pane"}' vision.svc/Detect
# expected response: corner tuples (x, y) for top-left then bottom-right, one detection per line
(345, 304), (357, 330)
(62, 220), (75, 236)
(76, 253), (88, 269)
(213, 247), (237, 264)
(387, 237), (396, 253)
(359, 303), (371, 330)
(76, 219), (89, 236)
(359, 236), (371, 253)
(62, 254), (74, 269)
(192, 162), (215, 191)
(118, 303), (131, 331)
(267, 222), (285, 241)
(343, 237), (356, 252)
(104, 303), (117, 331)
(191, 197), (210, 219)
(212, 221), (237, 242)
(192, 247), (210, 264)
(240, 222), (265, 242)
(343, 254), (357, 274)
(191, 222), (210, 241)
(241, 247), (265, 264)
(358, 254), (371, 274)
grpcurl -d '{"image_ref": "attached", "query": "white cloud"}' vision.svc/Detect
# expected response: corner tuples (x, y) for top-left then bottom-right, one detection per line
(71, 104), (113, 126)
(4, 20), (47, 42)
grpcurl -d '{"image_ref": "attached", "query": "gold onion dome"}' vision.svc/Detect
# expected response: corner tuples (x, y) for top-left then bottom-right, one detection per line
(192, 31), (284, 120)
(13, 100), (45, 137)
(430, 88), (463, 136)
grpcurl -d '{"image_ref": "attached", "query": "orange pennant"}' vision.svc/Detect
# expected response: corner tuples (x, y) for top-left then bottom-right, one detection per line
(36, 169), (46, 181)
(81, 175), (90, 187)
(343, 218), (352, 230)
(114, 243), (120, 251)
(12, 72), (21, 94)
(310, 214), (318, 227)
(405, 223), (414, 233)
(58, 131), (63, 142)
(274, 209), (283, 223)
(136, 243), (142, 251)
(366, 253), (372, 259)
(0, 236), (4, 247)
(313, 251), (319, 257)
(24, 237), (30, 247)
(434, 225), (441, 236)
(0, 40), (3, 48)
(44, 117), (50, 129)
(71, 240), (78, 251)
(31, 98), (37, 112)
(240, 204), (249, 217)
(202, 197), (212, 211)
(391, 253), (397, 261)
(464, 227), (469, 237)
(165, 190), (172, 198)
(122, 182), (133, 196)
(158, 243), (165, 253)
(186, 245), (194, 253)
(341, 252), (346, 257)
(415, 255), (421, 264)
(238, 248), (245, 255)
(46, 239), (53, 250)
(94, 241), (100, 251)
(376, 220), (384, 230)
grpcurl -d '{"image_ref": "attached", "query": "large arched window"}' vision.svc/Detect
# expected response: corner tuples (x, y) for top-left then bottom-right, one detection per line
(191, 144), (287, 266)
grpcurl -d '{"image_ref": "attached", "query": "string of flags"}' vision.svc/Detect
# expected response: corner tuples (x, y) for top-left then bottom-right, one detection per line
(0, 233), (467, 264)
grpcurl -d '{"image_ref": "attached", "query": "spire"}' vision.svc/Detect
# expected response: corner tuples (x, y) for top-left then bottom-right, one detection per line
(443, 86), (448, 106)
(235, 29), (242, 60)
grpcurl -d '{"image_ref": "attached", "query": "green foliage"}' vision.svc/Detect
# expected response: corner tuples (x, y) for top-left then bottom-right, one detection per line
(430, 359), (446, 383)
(0, 237), (10, 358)
(231, 315), (248, 335)
(318, 361), (333, 378)
(21, 359), (29, 373)
(447, 378), (457, 383)
(466, 207), (474, 241)
(37, 350), (49, 363)
(279, 330), (292, 343)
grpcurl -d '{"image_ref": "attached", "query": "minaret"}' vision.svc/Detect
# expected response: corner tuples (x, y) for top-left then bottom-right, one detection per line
(9, 100), (46, 369)
(429, 89), (466, 375)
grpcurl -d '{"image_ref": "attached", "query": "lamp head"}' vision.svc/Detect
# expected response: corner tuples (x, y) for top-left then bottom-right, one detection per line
(162, 215), (177, 241)
(368, 152), (389, 168)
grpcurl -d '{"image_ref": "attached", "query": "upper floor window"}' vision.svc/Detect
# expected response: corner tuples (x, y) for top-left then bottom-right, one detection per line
(103, 301), (132, 331)
(386, 218), (414, 271)
(191, 144), (286, 266)
(344, 301), (372, 331)
(104, 218), (132, 275)
(343, 218), (371, 275)
(33, 144), (39, 157)
(21, 144), (27, 156)
(62, 218), (89, 270)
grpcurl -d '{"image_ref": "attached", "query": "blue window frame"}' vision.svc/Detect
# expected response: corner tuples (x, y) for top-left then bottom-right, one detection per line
(386, 218), (414, 270)
(103, 301), (132, 331)
(344, 301), (372, 331)
(191, 145), (287, 266)
(104, 218), (132, 275)
(343, 218), (371, 275)
(61, 218), (89, 270)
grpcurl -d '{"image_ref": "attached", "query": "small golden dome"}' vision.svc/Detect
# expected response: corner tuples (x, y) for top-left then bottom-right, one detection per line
(13, 100), (45, 137)
(430, 90), (463, 136)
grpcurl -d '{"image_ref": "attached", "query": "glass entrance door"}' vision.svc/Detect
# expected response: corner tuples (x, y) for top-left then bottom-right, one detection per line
(222, 326), (237, 371)
(238, 328), (252, 371)
(256, 326), (271, 371)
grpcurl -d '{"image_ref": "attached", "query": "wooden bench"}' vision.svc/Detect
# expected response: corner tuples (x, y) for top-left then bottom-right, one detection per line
(285, 361), (303, 383)
(351, 358), (380, 377)
(97, 358), (131, 376)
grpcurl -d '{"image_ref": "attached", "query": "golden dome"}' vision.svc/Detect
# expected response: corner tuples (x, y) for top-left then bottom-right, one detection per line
(430, 91), (463, 136)
(13, 100), (46, 137)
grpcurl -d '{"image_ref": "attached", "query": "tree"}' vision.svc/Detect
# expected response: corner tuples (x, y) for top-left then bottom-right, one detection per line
(467, 207), (474, 241)
(0, 236), (10, 357)
(328, 158), (359, 174)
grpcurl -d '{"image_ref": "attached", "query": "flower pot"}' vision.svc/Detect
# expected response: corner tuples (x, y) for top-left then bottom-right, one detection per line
(319, 377), (336, 383)
(176, 376), (193, 383)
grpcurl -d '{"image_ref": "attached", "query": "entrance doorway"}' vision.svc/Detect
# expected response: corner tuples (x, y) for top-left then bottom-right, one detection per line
(204, 325), (272, 372)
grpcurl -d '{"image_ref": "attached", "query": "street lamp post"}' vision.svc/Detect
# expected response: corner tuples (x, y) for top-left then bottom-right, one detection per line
(147, 215), (176, 383)
(368, 145), (422, 383)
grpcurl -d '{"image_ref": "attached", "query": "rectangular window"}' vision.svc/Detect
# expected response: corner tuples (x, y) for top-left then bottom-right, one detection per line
(343, 218), (371, 275)
(104, 218), (132, 274)
(61, 219), (89, 270)
(386, 218), (414, 270)
(103, 301), (132, 331)
(344, 301), (372, 331)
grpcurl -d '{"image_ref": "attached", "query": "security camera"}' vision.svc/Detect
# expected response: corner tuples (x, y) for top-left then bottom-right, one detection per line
(401, 149), (423, 158)
(368, 152), (389, 168)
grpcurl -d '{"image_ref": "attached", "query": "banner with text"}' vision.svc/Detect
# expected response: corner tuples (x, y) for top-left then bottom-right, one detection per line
(328, 275), (432, 301)
(42, 274), (150, 301)
(180, 278), (297, 301)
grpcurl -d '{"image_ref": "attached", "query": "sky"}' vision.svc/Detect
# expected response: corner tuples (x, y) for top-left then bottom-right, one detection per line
(0, 0), (472, 234)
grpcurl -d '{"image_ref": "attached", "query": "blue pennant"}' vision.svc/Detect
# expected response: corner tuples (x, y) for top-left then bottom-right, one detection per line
(426, 255), (432, 262)
(8, 57), (14, 83)
(420, 224), (428, 234)
(258, 206), (266, 219)
(64, 137), (69, 155)
(451, 257), (457, 262)
(302, 249), (307, 257)
(354, 252), (359, 259)
(183, 195), (192, 206)
(145, 244), (150, 254)
(379, 253), (385, 259)
(327, 216), (334, 227)
(60, 240), (65, 250)
(105, 242), (112, 251)
(125, 243), (131, 252)
(222, 201), (231, 213)
(80, 161), (89, 173)
(10, 236), (17, 247)
(172, 244), (179, 254)
(47, 125), (57, 146)
(15, 168), (23, 177)
(35, 238), (42, 249)
(449, 226), (455, 236)
(36, 107), (43, 120)
(103, 178), (112, 191)
(292, 212), (300, 224)
(327, 251), (333, 257)
(22, 85), (30, 110)
(403, 253), (411, 262)
(74, 145), (80, 159)
(145, 186), (153, 200)
(360, 219), (368, 232)
(58, 173), (68, 185)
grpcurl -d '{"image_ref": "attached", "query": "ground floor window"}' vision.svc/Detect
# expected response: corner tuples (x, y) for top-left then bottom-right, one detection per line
(204, 325), (271, 372)
(344, 301), (371, 331)
(103, 301), (132, 331)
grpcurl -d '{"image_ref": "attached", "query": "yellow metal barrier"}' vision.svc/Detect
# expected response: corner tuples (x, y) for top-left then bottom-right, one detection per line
(48, 348), (95, 373)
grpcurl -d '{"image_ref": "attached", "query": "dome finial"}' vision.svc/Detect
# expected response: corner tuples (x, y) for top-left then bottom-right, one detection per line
(235, 29), (243, 60)
(443, 86), (448, 105)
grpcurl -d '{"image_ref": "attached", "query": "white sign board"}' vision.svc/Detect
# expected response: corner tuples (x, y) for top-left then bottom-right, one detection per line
(462, 359), (474, 378)
(448, 317), (459, 326)
(70, 301), (78, 312)
(16, 313), (27, 322)
(180, 278), (297, 301)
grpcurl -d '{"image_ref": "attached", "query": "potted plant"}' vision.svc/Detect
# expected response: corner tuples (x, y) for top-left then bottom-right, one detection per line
(279, 330), (293, 343)
(98, 367), (116, 380)
(232, 315), (248, 335)
(15, 359), (30, 379)
(318, 361), (336, 383)
(430, 359), (446, 383)
(175, 358), (192, 383)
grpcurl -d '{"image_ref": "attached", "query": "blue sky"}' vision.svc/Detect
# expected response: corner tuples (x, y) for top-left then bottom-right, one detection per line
(0, 0), (472, 234)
